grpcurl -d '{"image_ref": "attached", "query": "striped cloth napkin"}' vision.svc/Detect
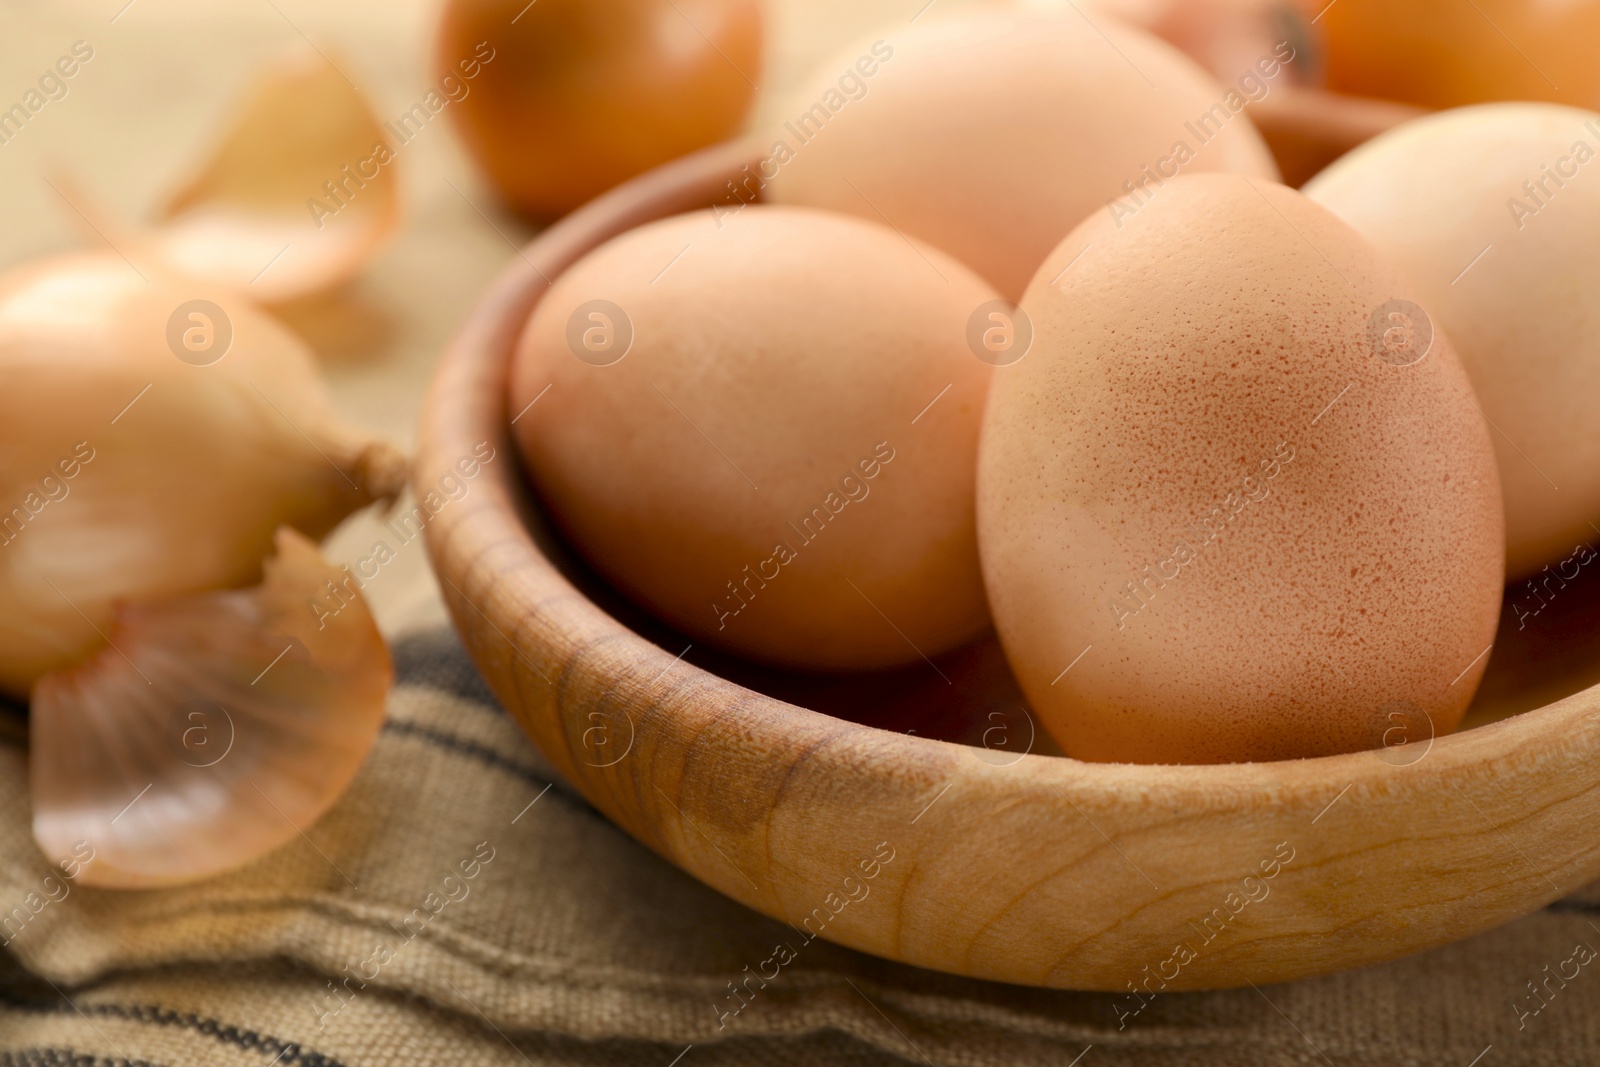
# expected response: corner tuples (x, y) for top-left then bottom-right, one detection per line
(2, 626), (1598, 1066)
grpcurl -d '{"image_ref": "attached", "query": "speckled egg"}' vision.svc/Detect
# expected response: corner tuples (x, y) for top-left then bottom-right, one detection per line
(510, 205), (998, 672)
(1305, 103), (1600, 580)
(977, 173), (1504, 764)
(762, 9), (1283, 300)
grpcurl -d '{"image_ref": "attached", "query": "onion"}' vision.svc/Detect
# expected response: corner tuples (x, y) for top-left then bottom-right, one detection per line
(0, 251), (403, 698)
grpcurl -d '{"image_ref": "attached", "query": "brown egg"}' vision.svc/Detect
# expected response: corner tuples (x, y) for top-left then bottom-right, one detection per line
(1305, 104), (1600, 580)
(762, 9), (1282, 299)
(435, 0), (761, 219)
(510, 205), (998, 671)
(1321, 0), (1600, 110)
(977, 173), (1504, 764)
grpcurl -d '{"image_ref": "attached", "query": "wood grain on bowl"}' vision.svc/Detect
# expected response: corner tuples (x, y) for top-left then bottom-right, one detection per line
(417, 139), (1600, 992)
(1248, 87), (1428, 187)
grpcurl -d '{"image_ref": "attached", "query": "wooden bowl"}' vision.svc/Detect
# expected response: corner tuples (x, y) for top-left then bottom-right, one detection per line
(417, 137), (1600, 993)
(1249, 87), (1430, 187)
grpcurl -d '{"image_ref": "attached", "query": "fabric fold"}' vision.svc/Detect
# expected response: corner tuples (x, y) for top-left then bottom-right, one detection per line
(4, 628), (1599, 1066)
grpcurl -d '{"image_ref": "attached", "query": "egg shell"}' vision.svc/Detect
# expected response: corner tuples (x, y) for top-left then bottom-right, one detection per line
(510, 204), (997, 672)
(1304, 103), (1600, 579)
(978, 172), (1504, 764)
(762, 9), (1282, 300)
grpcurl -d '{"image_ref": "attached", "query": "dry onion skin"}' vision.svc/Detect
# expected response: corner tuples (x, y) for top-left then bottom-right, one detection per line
(88, 46), (399, 305)
(0, 250), (404, 699)
(31, 528), (390, 889)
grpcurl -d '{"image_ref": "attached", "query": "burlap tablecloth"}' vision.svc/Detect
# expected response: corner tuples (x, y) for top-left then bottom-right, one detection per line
(2, 626), (1600, 1066)
(5, 0), (1600, 1063)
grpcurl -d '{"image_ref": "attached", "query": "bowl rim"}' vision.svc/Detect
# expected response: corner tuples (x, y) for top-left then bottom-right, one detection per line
(417, 137), (1600, 993)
